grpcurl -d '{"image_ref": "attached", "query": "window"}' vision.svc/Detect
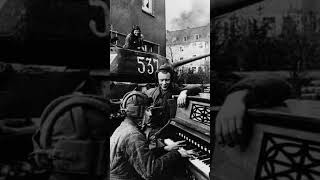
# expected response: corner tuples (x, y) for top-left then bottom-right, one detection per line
(223, 22), (229, 36)
(183, 36), (187, 41)
(172, 37), (177, 42)
(193, 55), (197, 57)
(263, 17), (276, 36)
(195, 34), (200, 40)
(142, 0), (153, 15)
(282, 16), (297, 35)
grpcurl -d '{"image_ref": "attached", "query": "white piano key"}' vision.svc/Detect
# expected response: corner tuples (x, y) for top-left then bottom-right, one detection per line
(164, 138), (210, 178)
(189, 158), (210, 177)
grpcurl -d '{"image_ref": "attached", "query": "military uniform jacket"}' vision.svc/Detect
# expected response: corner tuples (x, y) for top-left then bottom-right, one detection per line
(144, 84), (201, 128)
(110, 118), (182, 180)
(123, 33), (144, 51)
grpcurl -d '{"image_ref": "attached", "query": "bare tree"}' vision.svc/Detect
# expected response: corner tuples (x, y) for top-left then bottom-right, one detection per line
(167, 45), (174, 62)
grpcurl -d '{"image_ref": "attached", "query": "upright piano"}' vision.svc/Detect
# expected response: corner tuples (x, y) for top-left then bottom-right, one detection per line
(212, 100), (320, 180)
(162, 95), (211, 180)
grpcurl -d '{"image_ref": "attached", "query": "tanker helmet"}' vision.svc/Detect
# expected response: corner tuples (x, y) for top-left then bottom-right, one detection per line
(120, 91), (151, 122)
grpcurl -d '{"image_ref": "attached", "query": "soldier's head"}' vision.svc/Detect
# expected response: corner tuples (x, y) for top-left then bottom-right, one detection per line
(121, 91), (151, 126)
(131, 25), (141, 37)
(156, 64), (174, 91)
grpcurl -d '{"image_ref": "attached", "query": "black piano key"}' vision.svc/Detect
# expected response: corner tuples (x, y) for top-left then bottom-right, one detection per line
(203, 159), (211, 165)
(198, 155), (210, 160)
(197, 151), (206, 156)
(166, 130), (212, 162)
(171, 136), (181, 141)
(203, 157), (210, 162)
(184, 144), (194, 150)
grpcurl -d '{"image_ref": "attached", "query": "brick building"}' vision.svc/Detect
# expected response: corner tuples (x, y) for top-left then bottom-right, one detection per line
(166, 24), (210, 74)
(215, 0), (320, 38)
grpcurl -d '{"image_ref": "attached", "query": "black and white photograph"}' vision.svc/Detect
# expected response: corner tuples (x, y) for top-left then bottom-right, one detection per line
(2, 0), (320, 180)
(109, 0), (210, 179)
(212, 0), (320, 180)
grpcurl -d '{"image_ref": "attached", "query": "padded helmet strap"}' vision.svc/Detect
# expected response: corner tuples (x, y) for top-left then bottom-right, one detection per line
(120, 91), (148, 118)
(32, 94), (109, 175)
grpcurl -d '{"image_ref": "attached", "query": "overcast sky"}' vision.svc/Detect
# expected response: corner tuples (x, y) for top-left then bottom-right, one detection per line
(165, 0), (210, 31)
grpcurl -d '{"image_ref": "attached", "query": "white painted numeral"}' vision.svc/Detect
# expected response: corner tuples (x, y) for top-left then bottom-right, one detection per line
(137, 57), (145, 73)
(146, 58), (154, 74)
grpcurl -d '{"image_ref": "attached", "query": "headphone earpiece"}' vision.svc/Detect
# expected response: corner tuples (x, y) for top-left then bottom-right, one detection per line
(120, 91), (149, 119)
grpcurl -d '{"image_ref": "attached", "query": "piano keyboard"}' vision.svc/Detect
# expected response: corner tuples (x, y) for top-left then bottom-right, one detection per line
(167, 95), (211, 180)
(164, 131), (210, 179)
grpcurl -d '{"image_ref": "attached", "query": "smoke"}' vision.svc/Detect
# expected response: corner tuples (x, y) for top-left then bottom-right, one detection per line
(168, 0), (209, 31)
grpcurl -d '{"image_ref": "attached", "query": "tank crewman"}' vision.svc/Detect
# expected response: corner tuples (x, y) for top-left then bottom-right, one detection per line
(143, 64), (201, 145)
(110, 91), (196, 180)
(123, 25), (145, 51)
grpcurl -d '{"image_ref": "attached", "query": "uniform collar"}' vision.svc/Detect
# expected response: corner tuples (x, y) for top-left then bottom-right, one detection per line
(123, 118), (138, 127)
(157, 85), (172, 95)
(123, 118), (144, 131)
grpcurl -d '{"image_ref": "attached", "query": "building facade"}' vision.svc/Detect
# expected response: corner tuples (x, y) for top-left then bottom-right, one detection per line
(110, 0), (166, 56)
(215, 0), (320, 38)
(166, 25), (210, 74)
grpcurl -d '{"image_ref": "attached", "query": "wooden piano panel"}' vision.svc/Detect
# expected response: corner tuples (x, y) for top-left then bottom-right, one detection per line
(212, 100), (320, 180)
(213, 123), (320, 180)
(175, 96), (210, 124)
(170, 95), (211, 180)
(173, 95), (210, 142)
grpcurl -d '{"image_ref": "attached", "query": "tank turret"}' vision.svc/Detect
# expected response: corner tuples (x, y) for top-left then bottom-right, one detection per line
(212, 0), (264, 17)
(110, 46), (209, 83)
(0, 0), (109, 69)
(172, 53), (210, 68)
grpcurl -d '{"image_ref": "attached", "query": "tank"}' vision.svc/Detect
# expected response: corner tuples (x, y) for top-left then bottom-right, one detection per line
(0, 0), (264, 178)
(0, 0), (110, 117)
(110, 46), (170, 83)
(0, 0), (109, 69)
(0, 1), (110, 179)
(110, 45), (210, 83)
(212, 0), (264, 17)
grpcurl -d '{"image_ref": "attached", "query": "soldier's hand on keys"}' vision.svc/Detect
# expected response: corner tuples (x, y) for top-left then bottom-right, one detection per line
(164, 140), (186, 151)
(178, 148), (198, 158)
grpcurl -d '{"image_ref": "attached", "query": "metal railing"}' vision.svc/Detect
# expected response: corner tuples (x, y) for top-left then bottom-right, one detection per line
(110, 30), (160, 54)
